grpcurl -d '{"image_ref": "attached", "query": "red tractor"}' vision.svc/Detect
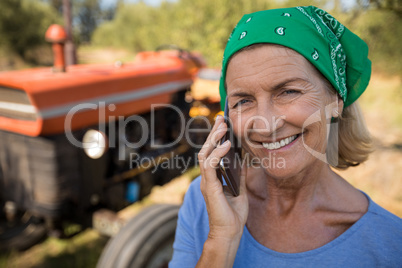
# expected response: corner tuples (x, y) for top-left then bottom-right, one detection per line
(0, 24), (219, 266)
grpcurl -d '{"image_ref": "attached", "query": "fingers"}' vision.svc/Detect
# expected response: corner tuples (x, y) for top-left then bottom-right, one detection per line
(198, 115), (228, 165)
(238, 158), (248, 196)
(206, 115), (226, 145)
(199, 115), (232, 197)
(200, 139), (231, 194)
(202, 139), (231, 174)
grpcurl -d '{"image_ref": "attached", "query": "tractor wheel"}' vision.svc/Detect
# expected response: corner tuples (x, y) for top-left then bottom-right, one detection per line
(0, 209), (47, 251)
(97, 204), (180, 268)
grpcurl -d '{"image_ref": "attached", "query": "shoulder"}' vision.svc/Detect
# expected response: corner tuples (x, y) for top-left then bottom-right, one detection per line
(365, 195), (402, 229)
(186, 175), (202, 197)
(357, 194), (402, 251)
(174, 176), (209, 253)
(178, 175), (208, 228)
(182, 176), (204, 210)
(170, 176), (208, 266)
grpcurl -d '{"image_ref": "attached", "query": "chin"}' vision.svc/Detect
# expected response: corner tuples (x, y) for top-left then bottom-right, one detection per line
(245, 147), (319, 180)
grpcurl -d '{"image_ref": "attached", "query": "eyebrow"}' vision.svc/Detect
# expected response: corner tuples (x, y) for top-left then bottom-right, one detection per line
(228, 92), (252, 98)
(227, 77), (310, 98)
(271, 78), (310, 92)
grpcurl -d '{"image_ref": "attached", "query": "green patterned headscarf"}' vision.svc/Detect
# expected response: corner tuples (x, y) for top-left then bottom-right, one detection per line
(219, 6), (371, 110)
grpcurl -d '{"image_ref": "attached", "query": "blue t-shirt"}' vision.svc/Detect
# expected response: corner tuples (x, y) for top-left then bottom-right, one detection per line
(170, 176), (402, 267)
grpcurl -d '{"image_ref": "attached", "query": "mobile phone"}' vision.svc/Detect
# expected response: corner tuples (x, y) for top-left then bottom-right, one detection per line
(216, 97), (242, 196)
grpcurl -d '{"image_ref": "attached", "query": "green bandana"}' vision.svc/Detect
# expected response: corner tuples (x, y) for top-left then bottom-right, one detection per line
(219, 6), (371, 110)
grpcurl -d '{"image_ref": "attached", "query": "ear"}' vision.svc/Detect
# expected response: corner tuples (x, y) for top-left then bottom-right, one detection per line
(332, 97), (344, 118)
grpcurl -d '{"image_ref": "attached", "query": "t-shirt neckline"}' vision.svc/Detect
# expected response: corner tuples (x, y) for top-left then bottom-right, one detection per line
(243, 192), (373, 259)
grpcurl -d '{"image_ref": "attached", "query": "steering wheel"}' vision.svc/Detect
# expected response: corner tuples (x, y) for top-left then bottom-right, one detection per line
(155, 44), (203, 68)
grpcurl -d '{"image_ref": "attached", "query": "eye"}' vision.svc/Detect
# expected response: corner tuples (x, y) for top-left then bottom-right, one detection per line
(233, 99), (250, 108)
(283, 89), (299, 95)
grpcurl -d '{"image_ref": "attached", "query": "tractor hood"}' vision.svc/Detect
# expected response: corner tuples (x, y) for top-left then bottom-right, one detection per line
(0, 51), (203, 136)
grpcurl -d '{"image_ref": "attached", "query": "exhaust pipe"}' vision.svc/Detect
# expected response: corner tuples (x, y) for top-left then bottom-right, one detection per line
(45, 24), (67, 72)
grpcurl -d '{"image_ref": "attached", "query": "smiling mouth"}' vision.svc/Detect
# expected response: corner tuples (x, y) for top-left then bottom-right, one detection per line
(262, 134), (300, 150)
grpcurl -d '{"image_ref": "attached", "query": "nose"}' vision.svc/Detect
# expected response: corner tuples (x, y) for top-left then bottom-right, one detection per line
(249, 103), (285, 137)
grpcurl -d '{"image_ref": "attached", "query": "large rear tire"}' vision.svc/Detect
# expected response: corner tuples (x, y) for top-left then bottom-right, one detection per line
(97, 204), (180, 268)
(0, 210), (47, 251)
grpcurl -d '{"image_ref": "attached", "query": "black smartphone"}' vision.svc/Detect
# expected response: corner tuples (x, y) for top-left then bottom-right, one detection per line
(216, 97), (242, 196)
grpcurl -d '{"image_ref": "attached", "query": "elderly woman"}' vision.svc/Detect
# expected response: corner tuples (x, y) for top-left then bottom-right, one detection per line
(170, 6), (402, 267)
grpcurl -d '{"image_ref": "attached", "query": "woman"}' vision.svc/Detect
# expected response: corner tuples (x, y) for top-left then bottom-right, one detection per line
(170, 6), (402, 267)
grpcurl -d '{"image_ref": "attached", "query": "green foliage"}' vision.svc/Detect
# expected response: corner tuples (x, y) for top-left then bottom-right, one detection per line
(93, 0), (279, 66)
(74, 0), (103, 42)
(170, 0), (276, 66)
(369, 0), (402, 15)
(0, 0), (400, 73)
(85, 0), (402, 73)
(341, 9), (402, 74)
(0, 229), (109, 268)
(0, 0), (61, 58)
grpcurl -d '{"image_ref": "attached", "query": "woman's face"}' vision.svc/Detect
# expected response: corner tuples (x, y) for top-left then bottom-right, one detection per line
(226, 44), (339, 179)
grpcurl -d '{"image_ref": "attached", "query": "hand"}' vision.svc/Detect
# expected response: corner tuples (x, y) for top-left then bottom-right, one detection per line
(198, 115), (249, 241)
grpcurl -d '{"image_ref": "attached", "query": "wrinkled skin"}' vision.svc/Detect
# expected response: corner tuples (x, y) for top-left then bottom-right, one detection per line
(226, 44), (337, 188)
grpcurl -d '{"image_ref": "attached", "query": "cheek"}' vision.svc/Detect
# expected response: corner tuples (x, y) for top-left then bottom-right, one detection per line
(300, 94), (325, 112)
(231, 113), (257, 153)
(275, 104), (311, 129)
(285, 92), (328, 127)
(230, 112), (251, 139)
(291, 101), (330, 151)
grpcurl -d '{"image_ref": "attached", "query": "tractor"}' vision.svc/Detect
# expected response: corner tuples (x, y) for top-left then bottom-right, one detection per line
(0, 24), (220, 267)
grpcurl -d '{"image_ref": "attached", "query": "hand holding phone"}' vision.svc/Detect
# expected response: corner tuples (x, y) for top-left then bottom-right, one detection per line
(196, 98), (249, 268)
(216, 98), (242, 196)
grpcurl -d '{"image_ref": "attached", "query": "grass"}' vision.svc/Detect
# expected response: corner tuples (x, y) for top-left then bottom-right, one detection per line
(0, 47), (29, 71)
(77, 45), (137, 65)
(0, 44), (136, 71)
(335, 74), (402, 217)
(360, 74), (402, 135)
(0, 168), (200, 268)
(0, 231), (108, 268)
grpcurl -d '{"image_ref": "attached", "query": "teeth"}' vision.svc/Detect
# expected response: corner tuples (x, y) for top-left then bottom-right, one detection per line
(262, 135), (297, 150)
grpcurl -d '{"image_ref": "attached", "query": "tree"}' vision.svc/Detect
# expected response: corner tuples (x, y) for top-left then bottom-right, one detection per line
(0, 0), (60, 57)
(48, 0), (64, 13)
(369, 0), (402, 14)
(91, 0), (402, 73)
(74, 0), (103, 43)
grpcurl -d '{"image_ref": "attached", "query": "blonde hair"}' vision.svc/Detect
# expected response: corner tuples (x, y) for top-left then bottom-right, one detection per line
(327, 100), (373, 169)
